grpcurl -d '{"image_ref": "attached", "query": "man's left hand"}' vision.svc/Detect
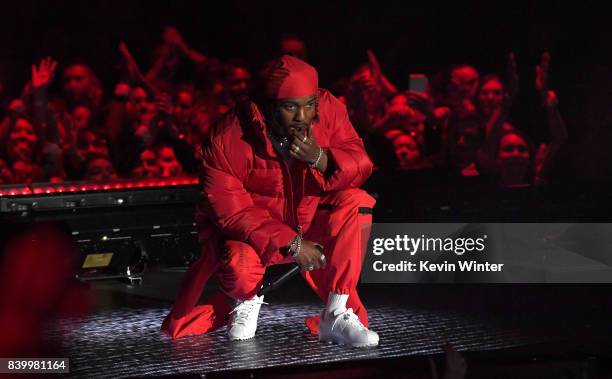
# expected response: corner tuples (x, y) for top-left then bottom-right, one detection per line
(289, 130), (322, 164)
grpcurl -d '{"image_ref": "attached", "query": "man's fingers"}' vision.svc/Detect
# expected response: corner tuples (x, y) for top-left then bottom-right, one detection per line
(289, 148), (306, 161)
(292, 129), (309, 142)
(318, 254), (327, 268)
(293, 130), (317, 149)
(292, 136), (309, 150)
(291, 128), (304, 139)
(300, 260), (320, 271)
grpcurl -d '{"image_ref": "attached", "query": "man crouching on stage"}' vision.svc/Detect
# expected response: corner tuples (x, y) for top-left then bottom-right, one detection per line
(162, 55), (378, 348)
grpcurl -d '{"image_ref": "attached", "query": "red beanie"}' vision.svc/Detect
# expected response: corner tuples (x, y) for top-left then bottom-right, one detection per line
(264, 55), (318, 99)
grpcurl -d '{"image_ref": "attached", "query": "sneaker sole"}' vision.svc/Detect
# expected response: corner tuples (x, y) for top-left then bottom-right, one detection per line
(229, 333), (256, 341)
(319, 334), (378, 348)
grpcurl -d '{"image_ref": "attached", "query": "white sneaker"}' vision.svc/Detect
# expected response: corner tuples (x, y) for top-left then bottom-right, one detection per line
(227, 294), (266, 340)
(318, 308), (379, 348)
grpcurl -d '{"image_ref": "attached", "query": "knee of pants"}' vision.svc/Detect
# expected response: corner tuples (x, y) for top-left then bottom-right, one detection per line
(352, 188), (377, 209)
(324, 188), (376, 211)
(313, 188), (376, 236)
(216, 240), (265, 300)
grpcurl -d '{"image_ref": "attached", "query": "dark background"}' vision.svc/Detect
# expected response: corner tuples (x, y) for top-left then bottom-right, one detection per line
(0, 0), (610, 180)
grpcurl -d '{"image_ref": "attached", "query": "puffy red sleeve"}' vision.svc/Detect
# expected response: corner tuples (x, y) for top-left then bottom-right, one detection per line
(311, 91), (373, 191)
(200, 122), (296, 261)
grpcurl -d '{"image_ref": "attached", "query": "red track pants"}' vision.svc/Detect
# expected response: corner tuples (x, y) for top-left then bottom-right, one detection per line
(161, 188), (375, 338)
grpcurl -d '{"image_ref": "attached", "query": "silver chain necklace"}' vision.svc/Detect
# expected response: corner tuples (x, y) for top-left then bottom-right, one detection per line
(267, 131), (292, 161)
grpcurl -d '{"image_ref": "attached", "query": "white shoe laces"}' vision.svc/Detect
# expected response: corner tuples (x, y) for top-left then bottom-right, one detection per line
(335, 308), (366, 331)
(229, 297), (268, 325)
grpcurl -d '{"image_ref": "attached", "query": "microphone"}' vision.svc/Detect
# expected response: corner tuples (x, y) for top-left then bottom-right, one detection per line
(257, 265), (301, 297)
(256, 245), (324, 297)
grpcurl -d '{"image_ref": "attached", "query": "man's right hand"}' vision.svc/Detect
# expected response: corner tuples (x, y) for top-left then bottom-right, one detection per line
(293, 239), (326, 271)
(31, 57), (58, 92)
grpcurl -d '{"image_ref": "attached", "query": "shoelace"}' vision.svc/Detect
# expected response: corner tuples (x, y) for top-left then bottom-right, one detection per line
(229, 298), (268, 325)
(333, 308), (366, 331)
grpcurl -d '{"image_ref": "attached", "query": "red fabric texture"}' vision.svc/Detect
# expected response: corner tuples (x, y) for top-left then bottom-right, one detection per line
(216, 188), (375, 330)
(304, 315), (320, 334)
(161, 89), (374, 339)
(264, 55), (318, 99)
(161, 292), (231, 338)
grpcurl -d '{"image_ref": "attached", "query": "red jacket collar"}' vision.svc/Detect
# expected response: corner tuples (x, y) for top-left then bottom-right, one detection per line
(241, 102), (279, 158)
(241, 98), (320, 159)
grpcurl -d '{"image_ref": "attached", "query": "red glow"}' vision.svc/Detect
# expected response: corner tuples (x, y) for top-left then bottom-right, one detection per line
(0, 177), (198, 198)
(0, 224), (92, 356)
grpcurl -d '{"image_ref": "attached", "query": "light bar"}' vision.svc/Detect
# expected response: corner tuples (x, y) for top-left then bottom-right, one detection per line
(0, 177), (199, 198)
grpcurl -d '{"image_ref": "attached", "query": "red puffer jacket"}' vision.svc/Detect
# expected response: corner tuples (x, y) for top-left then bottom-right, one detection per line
(196, 89), (373, 265)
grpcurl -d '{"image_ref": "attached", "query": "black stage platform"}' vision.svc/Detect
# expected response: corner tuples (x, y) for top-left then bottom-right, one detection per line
(40, 267), (612, 378)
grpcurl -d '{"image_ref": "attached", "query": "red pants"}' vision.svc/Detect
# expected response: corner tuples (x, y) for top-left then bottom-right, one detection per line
(161, 188), (375, 338)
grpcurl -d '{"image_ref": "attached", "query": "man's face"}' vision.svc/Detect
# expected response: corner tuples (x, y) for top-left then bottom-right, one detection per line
(8, 118), (38, 162)
(450, 66), (480, 100)
(450, 124), (481, 166)
(63, 65), (92, 101)
(351, 66), (385, 114)
(478, 79), (505, 116)
(158, 147), (183, 177)
(79, 131), (109, 160)
(226, 67), (252, 102)
(402, 114), (426, 145)
(126, 87), (155, 121)
(72, 106), (92, 130)
(174, 90), (195, 127)
(497, 133), (531, 183)
(8, 99), (25, 116)
(498, 133), (530, 167)
(393, 134), (421, 169)
(274, 95), (317, 136)
(133, 149), (161, 178)
(86, 158), (117, 181)
(194, 108), (211, 137)
(352, 66), (378, 94)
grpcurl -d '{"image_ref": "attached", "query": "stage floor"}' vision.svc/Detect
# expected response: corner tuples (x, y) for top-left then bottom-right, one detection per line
(42, 269), (612, 378)
(51, 303), (552, 378)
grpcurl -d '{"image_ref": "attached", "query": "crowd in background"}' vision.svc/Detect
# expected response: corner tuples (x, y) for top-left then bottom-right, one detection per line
(0, 27), (568, 189)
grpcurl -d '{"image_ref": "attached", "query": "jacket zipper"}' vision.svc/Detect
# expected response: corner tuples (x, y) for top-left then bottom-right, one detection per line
(280, 158), (299, 231)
